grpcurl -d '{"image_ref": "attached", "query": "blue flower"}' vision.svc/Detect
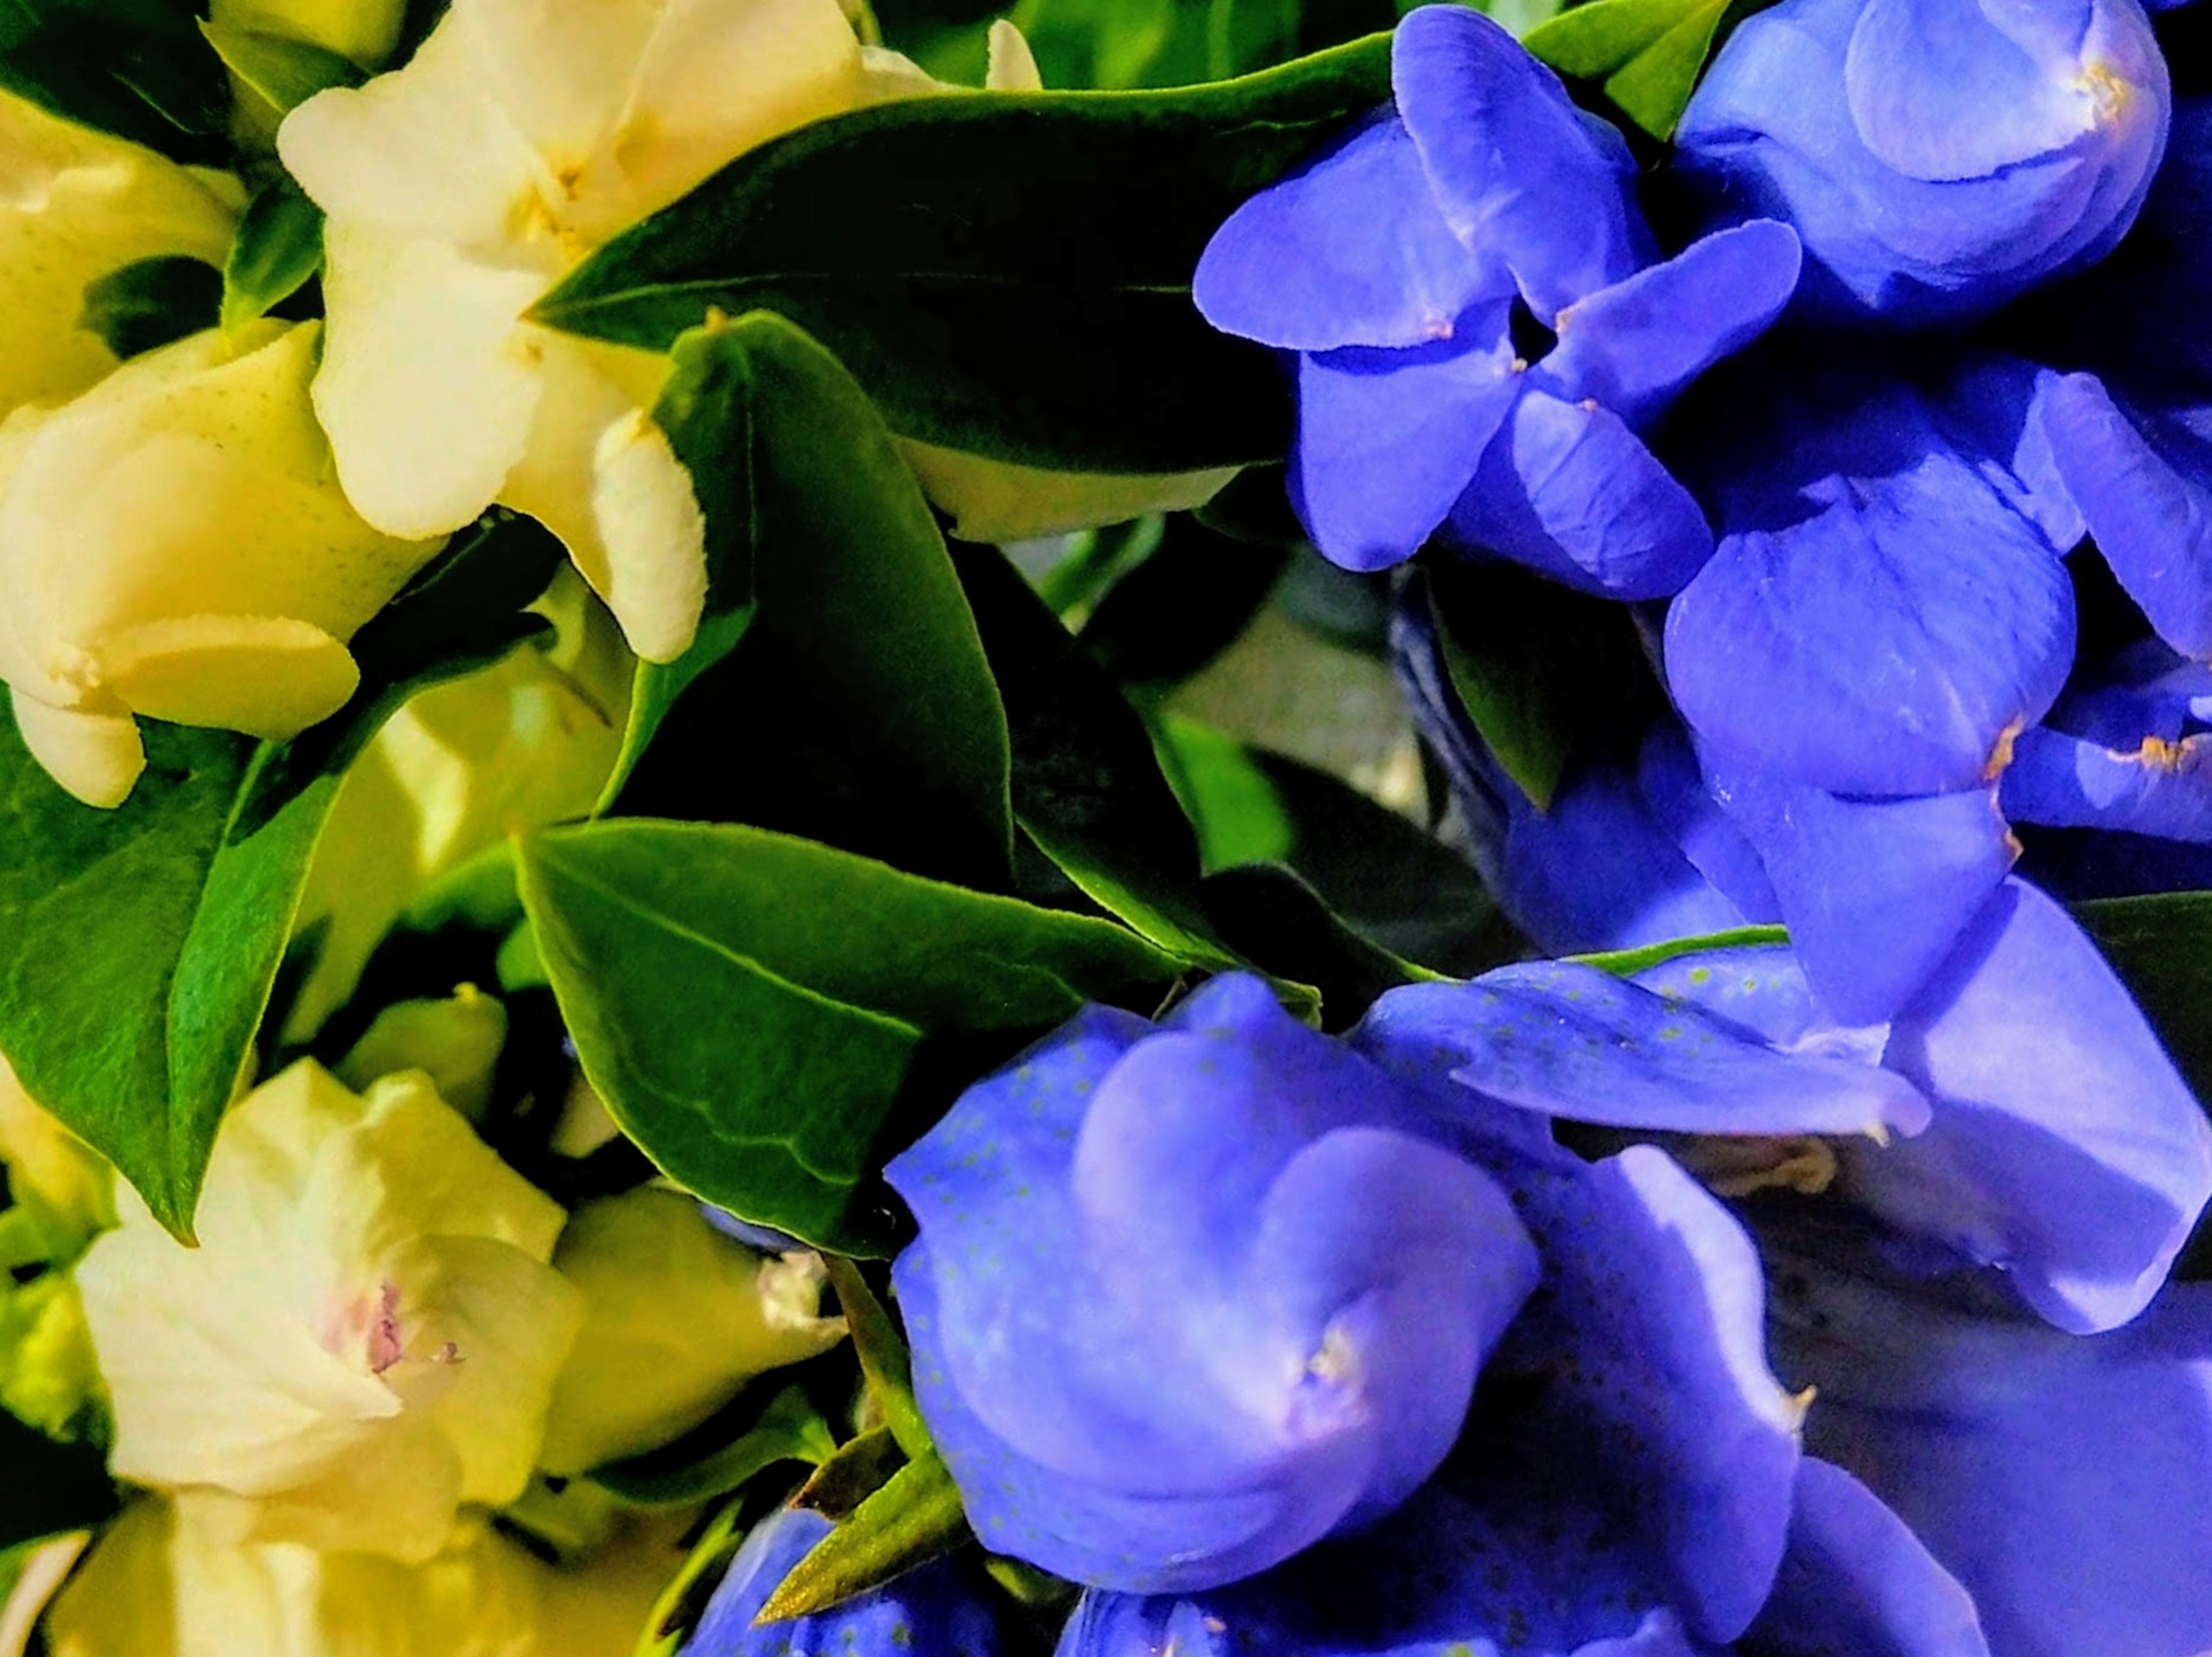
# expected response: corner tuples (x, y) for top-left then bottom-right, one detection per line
(1676, 0), (2172, 325)
(882, 975), (1543, 1594)
(683, 1506), (1002, 1657)
(1192, 5), (1799, 594)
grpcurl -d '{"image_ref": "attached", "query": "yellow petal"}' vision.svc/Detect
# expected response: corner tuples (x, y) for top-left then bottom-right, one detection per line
(0, 1531), (88, 1657)
(7, 689), (142, 809)
(96, 614), (358, 740)
(44, 1505), (175, 1657)
(900, 437), (1240, 543)
(310, 223), (550, 540)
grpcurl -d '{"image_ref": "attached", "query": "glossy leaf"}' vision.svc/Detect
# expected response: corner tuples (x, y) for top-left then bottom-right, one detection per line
(1199, 862), (1431, 1029)
(821, 1258), (930, 1460)
(221, 176), (324, 333)
(609, 318), (1012, 894)
(77, 256), (221, 361)
(1524, 0), (1746, 139)
(0, 0), (228, 159)
(533, 39), (1395, 474)
(756, 1449), (970, 1622)
(589, 1385), (836, 1510)
(0, 515), (562, 1235)
(198, 18), (363, 116)
(516, 820), (1188, 1250)
(796, 1425), (908, 1521)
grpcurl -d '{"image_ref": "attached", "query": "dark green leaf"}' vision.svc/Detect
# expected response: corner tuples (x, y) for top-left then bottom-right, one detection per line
(1080, 515), (1287, 687)
(1524, 0), (1740, 139)
(2077, 893), (2212, 1104)
(1153, 714), (1293, 872)
(609, 317), (1012, 893)
(0, 1407), (116, 1551)
(515, 820), (1187, 1250)
(78, 256), (221, 361)
(950, 543), (1232, 962)
(0, 515), (562, 1235)
(222, 176), (324, 333)
(198, 18), (363, 116)
(1571, 925), (1791, 978)
(534, 39), (1394, 474)
(820, 1258), (927, 1459)
(1199, 863), (1427, 1030)
(794, 1424), (906, 1521)
(757, 1448), (969, 1622)
(0, 0), (228, 158)
(589, 1385), (835, 1509)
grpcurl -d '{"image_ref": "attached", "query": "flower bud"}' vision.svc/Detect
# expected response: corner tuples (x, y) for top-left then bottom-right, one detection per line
(537, 1188), (845, 1476)
(0, 321), (444, 807)
(0, 92), (237, 420)
(209, 0), (408, 69)
(74, 1061), (583, 1563)
(1677, 0), (2171, 324)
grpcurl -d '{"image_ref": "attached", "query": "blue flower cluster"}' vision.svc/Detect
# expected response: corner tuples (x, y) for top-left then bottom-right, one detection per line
(685, 5), (2212, 1655)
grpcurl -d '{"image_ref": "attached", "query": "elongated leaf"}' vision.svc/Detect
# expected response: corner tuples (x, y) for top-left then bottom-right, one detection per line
(611, 317), (1013, 893)
(1571, 926), (1792, 977)
(1200, 863), (1427, 1030)
(222, 176), (325, 333)
(535, 39), (1393, 474)
(757, 1448), (969, 1622)
(0, 0), (228, 158)
(1524, 0), (1747, 139)
(950, 543), (1232, 961)
(796, 1424), (907, 1521)
(0, 1408), (116, 1552)
(516, 820), (1188, 1250)
(2077, 893), (2212, 1105)
(820, 1258), (927, 1459)
(198, 18), (363, 115)
(590, 1385), (835, 1509)
(78, 256), (221, 360)
(0, 516), (562, 1235)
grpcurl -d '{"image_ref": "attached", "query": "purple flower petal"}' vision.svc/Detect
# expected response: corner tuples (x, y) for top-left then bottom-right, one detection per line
(1391, 3), (1649, 320)
(1192, 113), (1502, 352)
(1290, 315), (1521, 570)
(1850, 877), (2212, 1333)
(2005, 722), (2212, 841)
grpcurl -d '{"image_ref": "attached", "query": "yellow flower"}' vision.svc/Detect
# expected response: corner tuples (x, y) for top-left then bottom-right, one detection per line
(0, 1053), (113, 1251)
(74, 1062), (582, 1563)
(0, 320), (444, 807)
(0, 91), (237, 422)
(45, 1497), (677, 1657)
(276, 0), (884, 665)
(538, 1188), (845, 1476)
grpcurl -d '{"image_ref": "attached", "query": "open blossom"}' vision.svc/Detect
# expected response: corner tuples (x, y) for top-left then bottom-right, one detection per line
(1677, 0), (2171, 325)
(1194, 5), (1798, 594)
(0, 90), (238, 421)
(74, 1061), (582, 1563)
(277, 0), (900, 665)
(0, 321), (444, 808)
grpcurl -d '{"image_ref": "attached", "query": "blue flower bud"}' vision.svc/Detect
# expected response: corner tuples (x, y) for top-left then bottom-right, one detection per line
(883, 976), (1541, 1594)
(1678, 0), (2171, 325)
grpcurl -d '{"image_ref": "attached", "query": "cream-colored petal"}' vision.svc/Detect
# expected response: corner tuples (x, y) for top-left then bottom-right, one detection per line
(176, 1416), (467, 1563)
(856, 44), (957, 104)
(339, 1072), (569, 1257)
(313, 223), (549, 539)
(501, 339), (704, 663)
(987, 20), (1046, 91)
(276, 13), (539, 245)
(900, 438), (1240, 543)
(0, 1531), (86, 1657)
(96, 614), (359, 740)
(9, 690), (142, 808)
(43, 1505), (176, 1657)
(454, 0), (662, 179)
(596, 0), (865, 230)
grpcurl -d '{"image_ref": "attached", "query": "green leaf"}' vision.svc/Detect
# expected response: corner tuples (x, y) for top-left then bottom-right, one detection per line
(632, 1499), (751, 1657)
(589, 1385), (835, 1509)
(1571, 925), (1791, 978)
(533, 38), (1393, 475)
(222, 175), (325, 333)
(0, 515), (563, 1235)
(609, 317), (1013, 894)
(0, 1406), (116, 1552)
(794, 1424), (907, 1521)
(516, 820), (1188, 1252)
(78, 256), (221, 360)
(2077, 893), (2212, 1105)
(1199, 863), (1430, 1029)
(1524, 0), (1737, 139)
(0, 0), (229, 158)
(1078, 515), (1289, 687)
(950, 543), (1233, 963)
(757, 1448), (969, 1622)
(820, 1258), (929, 1460)
(198, 18), (364, 116)
(1154, 713), (1295, 871)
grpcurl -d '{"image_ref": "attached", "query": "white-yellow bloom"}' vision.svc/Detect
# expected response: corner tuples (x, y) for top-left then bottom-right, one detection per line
(45, 1497), (672, 1657)
(0, 320), (445, 807)
(0, 1053), (113, 1250)
(0, 91), (237, 422)
(537, 1187), (844, 1475)
(276, 0), (889, 666)
(209, 0), (410, 70)
(75, 1062), (583, 1563)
